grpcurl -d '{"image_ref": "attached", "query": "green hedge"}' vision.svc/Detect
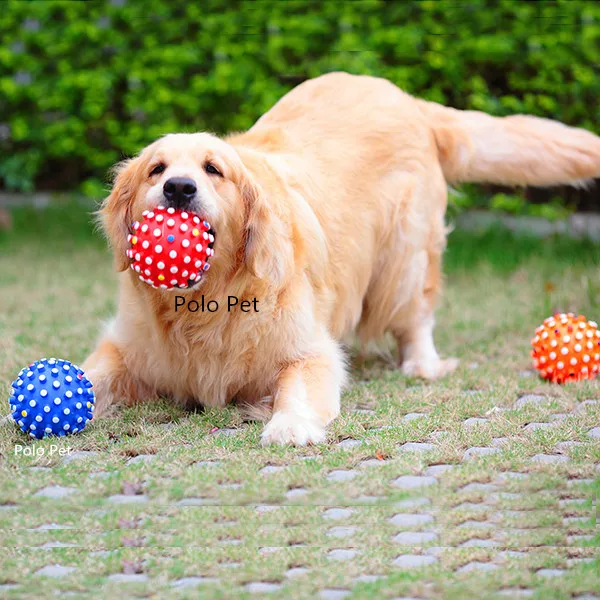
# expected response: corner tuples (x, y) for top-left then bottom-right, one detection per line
(1, 0), (599, 198)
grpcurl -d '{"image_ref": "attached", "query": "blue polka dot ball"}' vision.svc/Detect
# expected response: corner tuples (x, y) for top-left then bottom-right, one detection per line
(8, 358), (95, 439)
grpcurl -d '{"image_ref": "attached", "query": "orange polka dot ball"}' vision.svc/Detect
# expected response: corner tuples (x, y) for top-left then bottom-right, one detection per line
(126, 206), (215, 290)
(531, 313), (600, 383)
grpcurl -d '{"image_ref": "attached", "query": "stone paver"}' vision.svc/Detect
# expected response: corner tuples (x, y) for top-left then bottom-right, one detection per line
(327, 470), (357, 482)
(394, 531), (438, 544)
(107, 494), (149, 504)
(403, 413), (427, 421)
(523, 422), (554, 432)
(554, 441), (583, 454)
(463, 447), (500, 460)
(392, 554), (438, 568)
(395, 497), (431, 509)
(62, 451), (99, 464)
(327, 549), (358, 561)
(171, 577), (219, 587)
(285, 488), (309, 500)
(390, 513), (434, 527)
(456, 561), (498, 573)
(393, 475), (437, 489)
(35, 565), (76, 577)
(399, 442), (435, 453)
(460, 538), (499, 548)
(246, 582), (282, 593)
(108, 574), (148, 583)
(423, 465), (453, 477)
(358, 459), (387, 468)
(515, 394), (548, 409)
(285, 567), (310, 579)
(319, 590), (350, 600)
(463, 418), (489, 426)
(127, 454), (156, 465)
(530, 454), (569, 464)
(536, 569), (565, 578)
(322, 508), (353, 520)
(34, 486), (77, 499)
(588, 427), (600, 438)
(336, 439), (361, 449)
(259, 465), (285, 475)
(177, 497), (214, 506)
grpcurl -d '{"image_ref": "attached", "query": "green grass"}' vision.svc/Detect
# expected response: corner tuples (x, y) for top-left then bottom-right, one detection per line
(0, 203), (599, 599)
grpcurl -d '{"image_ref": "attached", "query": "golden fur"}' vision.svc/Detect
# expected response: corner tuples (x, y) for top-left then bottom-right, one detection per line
(84, 72), (600, 445)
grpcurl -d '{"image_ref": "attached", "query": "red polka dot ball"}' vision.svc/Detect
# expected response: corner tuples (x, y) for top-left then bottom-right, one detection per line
(126, 206), (215, 290)
(531, 313), (600, 384)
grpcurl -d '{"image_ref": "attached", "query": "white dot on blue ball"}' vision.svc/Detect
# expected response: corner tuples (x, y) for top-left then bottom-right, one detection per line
(65, 376), (72, 383)
(77, 417), (83, 423)
(63, 408), (70, 415)
(76, 402), (82, 409)
(27, 371), (33, 378)
(27, 384), (34, 391)
(65, 391), (73, 398)
(29, 400), (36, 407)
(43, 406), (50, 413)
(35, 415), (42, 422)
(63, 423), (70, 430)
(77, 388), (83, 395)
(40, 390), (48, 397)
(18, 394), (24, 401)
(53, 381), (60, 389)
(18, 420), (24, 426)
(63, 365), (69, 371)
(39, 374), (46, 382)
(54, 398), (61, 405)
(30, 424), (36, 430)
(52, 417), (59, 424)
(51, 368), (58, 375)
(45, 427), (52, 433)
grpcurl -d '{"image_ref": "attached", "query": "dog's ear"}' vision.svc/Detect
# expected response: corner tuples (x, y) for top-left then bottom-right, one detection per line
(99, 157), (142, 272)
(242, 177), (294, 288)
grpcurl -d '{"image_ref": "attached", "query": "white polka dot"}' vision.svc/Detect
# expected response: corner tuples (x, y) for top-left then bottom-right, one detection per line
(66, 391), (73, 398)
(167, 207), (175, 214)
(574, 344), (582, 352)
(52, 417), (59, 424)
(583, 355), (590, 363)
(27, 384), (34, 391)
(170, 266), (178, 274)
(170, 279), (178, 285)
(29, 400), (36, 407)
(189, 273), (196, 281)
(43, 405), (50, 413)
(45, 427), (52, 433)
(135, 253), (141, 261)
(77, 417), (83, 423)
(181, 212), (188, 219)
(184, 256), (191, 263)
(157, 261), (165, 269)
(135, 265), (141, 273)
(156, 214), (164, 222)
(64, 408), (70, 415)
(557, 361), (564, 369)
(35, 415), (42, 422)
(170, 250), (177, 259)
(160, 284), (168, 289)
(561, 347), (569, 355)
(182, 239), (190, 247)
(182, 270), (189, 277)
(167, 219), (175, 227)
(142, 240), (149, 249)
(30, 424), (36, 430)
(153, 228), (161, 237)
(195, 244), (203, 252)
(203, 232), (209, 239)
(145, 256), (153, 265)
(54, 398), (61, 405)
(195, 260), (201, 268)
(141, 224), (148, 232)
(76, 402), (82, 409)
(40, 389), (48, 397)
(193, 216), (200, 224)
(53, 381), (60, 389)
(64, 423), (70, 430)
(563, 335), (571, 343)
(570, 357), (577, 366)
(180, 223), (188, 232)
(155, 244), (163, 253)
(549, 352), (556, 360)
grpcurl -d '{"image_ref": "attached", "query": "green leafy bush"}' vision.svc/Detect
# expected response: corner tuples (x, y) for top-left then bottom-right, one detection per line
(1, 0), (599, 205)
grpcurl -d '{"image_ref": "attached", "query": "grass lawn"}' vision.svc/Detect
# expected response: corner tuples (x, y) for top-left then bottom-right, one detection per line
(0, 203), (599, 599)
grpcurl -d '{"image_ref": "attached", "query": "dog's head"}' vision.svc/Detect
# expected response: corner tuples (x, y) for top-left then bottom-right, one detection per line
(101, 133), (296, 290)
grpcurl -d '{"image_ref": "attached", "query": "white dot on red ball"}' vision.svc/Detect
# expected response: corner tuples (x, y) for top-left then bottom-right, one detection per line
(167, 219), (175, 227)
(181, 212), (188, 219)
(144, 269), (151, 276)
(135, 253), (141, 261)
(170, 279), (178, 285)
(170, 266), (178, 274)
(156, 215), (164, 222)
(182, 239), (190, 248)
(133, 222), (139, 230)
(160, 284), (168, 289)
(153, 228), (161, 237)
(155, 244), (163, 253)
(148, 211), (154, 218)
(193, 216), (200, 224)
(145, 256), (153, 265)
(189, 273), (196, 281)
(167, 207), (175, 214)
(142, 240), (149, 249)
(182, 270), (189, 277)
(141, 224), (148, 232)
(170, 250), (177, 259)
(203, 232), (209, 240)
(142, 211), (149, 217)
(135, 265), (141, 273)
(157, 261), (165, 269)
(184, 256), (191, 264)
(194, 260), (201, 268)
(195, 244), (202, 252)
(180, 223), (189, 233)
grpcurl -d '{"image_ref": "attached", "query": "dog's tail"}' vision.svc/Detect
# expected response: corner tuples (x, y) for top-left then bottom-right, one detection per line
(417, 99), (600, 187)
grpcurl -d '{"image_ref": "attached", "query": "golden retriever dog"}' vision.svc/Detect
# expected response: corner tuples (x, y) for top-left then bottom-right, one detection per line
(83, 72), (600, 445)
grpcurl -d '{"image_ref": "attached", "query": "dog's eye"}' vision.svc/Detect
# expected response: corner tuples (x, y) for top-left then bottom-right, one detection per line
(149, 163), (166, 177)
(204, 163), (222, 177)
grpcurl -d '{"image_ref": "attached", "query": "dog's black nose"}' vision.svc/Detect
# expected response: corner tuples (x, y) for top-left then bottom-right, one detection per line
(163, 177), (197, 209)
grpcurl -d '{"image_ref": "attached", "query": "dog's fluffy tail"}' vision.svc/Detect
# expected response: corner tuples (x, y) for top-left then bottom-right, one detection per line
(417, 99), (600, 187)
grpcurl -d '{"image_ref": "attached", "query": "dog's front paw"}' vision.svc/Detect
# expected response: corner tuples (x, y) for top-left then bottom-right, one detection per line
(401, 357), (459, 380)
(261, 411), (326, 446)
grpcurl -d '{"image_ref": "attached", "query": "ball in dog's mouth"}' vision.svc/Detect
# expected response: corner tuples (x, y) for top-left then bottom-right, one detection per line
(126, 206), (215, 290)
